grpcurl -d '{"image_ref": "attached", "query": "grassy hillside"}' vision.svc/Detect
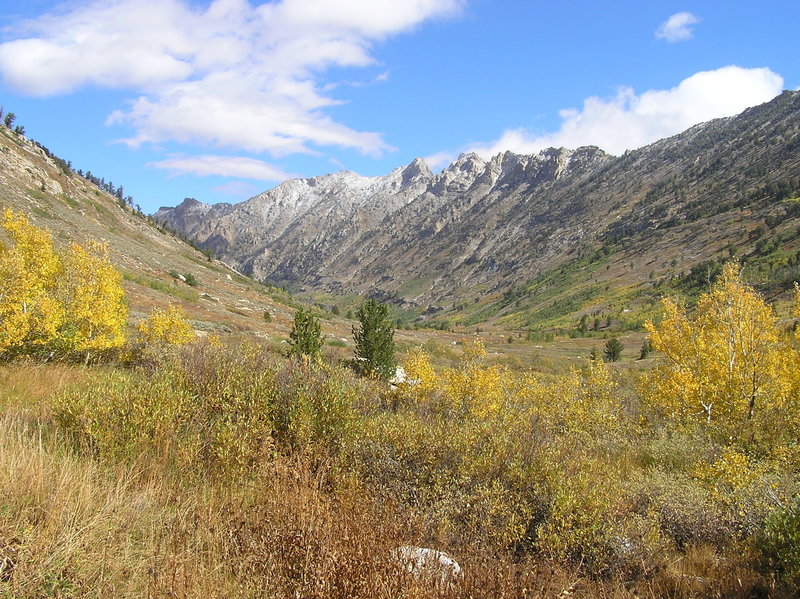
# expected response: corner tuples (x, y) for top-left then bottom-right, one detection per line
(438, 219), (800, 336)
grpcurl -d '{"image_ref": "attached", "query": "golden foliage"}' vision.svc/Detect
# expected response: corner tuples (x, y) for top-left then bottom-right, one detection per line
(692, 446), (769, 502)
(0, 210), (128, 358)
(401, 337), (621, 430)
(59, 241), (127, 352)
(644, 263), (791, 424)
(443, 337), (506, 418)
(401, 337), (507, 418)
(137, 304), (194, 345)
(399, 345), (437, 403)
(567, 358), (619, 433)
(0, 209), (64, 352)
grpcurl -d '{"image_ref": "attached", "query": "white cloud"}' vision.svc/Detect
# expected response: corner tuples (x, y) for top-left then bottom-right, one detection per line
(0, 0), (463, 156)
(656, 12), (699, 42)
(151, 155), (296, 181)
(469, 66), (784, 159)
(423, 150), (456, 171)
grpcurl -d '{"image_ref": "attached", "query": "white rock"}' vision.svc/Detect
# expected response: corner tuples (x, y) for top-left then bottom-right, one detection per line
(389, 366), (408, 385)
(391, 546), (462, 587)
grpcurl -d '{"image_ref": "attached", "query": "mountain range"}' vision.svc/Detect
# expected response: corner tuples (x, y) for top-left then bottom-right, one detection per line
(154, 90), (800, 329)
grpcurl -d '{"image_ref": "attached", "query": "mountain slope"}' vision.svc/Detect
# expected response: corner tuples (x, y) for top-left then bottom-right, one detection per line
(157, 90), (800, 328)
(0, 124), (303, 339)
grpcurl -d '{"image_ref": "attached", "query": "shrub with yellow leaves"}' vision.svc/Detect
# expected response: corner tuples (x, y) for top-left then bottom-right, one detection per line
(447, 337), (506, 418)
(399, 345), (437, 405)
(401, 337), (507, 418)
(567, 357), (620, 434)
(137, 304), (195, 345)
(693, 446), (768, 503)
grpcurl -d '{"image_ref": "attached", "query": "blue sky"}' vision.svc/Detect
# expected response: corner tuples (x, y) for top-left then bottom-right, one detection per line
(0, 0), (798, 214)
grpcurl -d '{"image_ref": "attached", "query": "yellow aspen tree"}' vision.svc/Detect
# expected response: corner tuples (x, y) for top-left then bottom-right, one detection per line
(137, 304), (195, 345)
(400, 346), (438, 405)
(644, 263), (789, 424)
(59, 241), (127, 355)
(0, 209), (64, 354)
(443, 337), (506, 417)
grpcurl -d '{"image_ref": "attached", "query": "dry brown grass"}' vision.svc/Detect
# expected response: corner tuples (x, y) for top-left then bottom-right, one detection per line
(2, 411), (775, 599)
(0, 356), (794, 598)
(0, 363), (87, 412)
(0, 404), (625, 599)
(639, 543), (775, 599)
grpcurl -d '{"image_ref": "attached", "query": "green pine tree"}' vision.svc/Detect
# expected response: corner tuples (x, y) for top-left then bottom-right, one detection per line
(352, 299), (396, 379)
(289, 307), (322, 359)
(603, 336), (624, 362)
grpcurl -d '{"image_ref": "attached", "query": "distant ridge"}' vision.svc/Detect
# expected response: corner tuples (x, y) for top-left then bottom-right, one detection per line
(155, 91), (800, 327)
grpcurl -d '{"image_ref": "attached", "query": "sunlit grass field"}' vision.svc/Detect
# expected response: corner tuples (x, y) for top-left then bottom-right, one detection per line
(1, 323), (798, 598)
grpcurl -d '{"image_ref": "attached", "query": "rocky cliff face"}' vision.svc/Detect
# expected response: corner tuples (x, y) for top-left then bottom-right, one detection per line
(154, 91), (800, 313)
(154, 145), (612, 299)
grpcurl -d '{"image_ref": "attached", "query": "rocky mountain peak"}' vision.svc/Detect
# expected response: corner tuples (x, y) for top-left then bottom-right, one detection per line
(564, 146), (609, 171)
(153, 196), (230, 237)
(429, 152), (487, 195)
(180, 197), (206, 208)
(399, 157), (433, 188)
(156, 196), (208, 215)
(536, 147), (575, 175)
(451, 152), (486, 173)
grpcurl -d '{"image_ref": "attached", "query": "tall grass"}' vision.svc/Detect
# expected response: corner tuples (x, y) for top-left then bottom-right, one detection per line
(1, 342), (797, 597)
(0, 408), (591, 598)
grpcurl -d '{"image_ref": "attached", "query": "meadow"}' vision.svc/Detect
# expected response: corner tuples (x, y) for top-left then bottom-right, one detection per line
(2, 307), (799, 597)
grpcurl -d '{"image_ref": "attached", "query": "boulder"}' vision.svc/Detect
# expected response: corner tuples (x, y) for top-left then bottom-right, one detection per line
(391, 545), (462, 587)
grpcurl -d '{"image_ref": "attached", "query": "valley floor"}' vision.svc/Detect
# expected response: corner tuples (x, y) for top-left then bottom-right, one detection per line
(1, 334), (798, 598)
